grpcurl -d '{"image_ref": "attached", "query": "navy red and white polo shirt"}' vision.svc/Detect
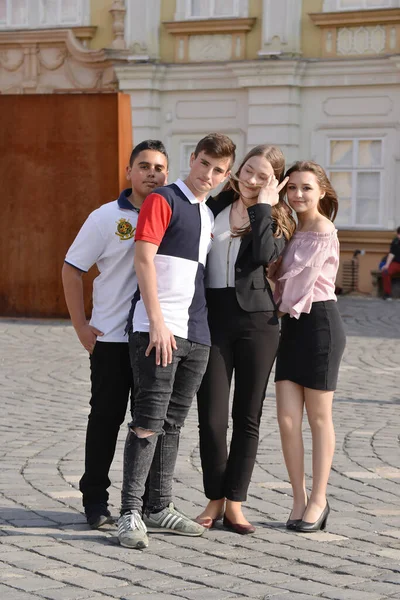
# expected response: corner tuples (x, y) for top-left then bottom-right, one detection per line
(130, 179), (214, 346)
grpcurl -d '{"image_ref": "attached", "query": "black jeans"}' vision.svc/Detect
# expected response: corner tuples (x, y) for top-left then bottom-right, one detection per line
(79, 341), (132, 507)
(197, 288), (279, 502)
(121, 332), (209, 514)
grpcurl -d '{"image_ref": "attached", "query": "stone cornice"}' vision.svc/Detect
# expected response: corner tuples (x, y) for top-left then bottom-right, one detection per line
(309, 8), (400, 27)
(114, 55), (400, 92)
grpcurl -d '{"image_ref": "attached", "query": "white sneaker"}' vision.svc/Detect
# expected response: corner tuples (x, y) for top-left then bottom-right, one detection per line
(144, 502), (205, 536)
(118, 510), (148, 549)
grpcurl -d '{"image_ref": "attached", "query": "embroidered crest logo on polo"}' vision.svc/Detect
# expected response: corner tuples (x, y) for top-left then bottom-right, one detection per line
(115, 218), (135, 240)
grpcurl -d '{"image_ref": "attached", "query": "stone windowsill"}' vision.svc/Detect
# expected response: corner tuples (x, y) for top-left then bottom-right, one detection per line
(163, 17), (256, 35)
(309, 8), (400, 28)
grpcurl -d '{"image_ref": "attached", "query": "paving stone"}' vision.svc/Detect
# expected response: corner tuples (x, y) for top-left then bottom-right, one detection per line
(1, 298), (400, 600)
(320, 589), (385, 600)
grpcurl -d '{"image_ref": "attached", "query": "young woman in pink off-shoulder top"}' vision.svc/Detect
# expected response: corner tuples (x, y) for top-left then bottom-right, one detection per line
(272, 161), (346, 533)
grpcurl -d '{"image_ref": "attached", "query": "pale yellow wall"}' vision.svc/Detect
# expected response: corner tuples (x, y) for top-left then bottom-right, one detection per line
(160, 0), (176, 63)
(89, 0), (114, 50)
(301, 0), (323, 58)
(246, 0), (262, 60)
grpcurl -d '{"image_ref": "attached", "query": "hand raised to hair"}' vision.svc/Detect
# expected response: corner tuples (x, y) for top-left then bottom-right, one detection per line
(257, 175), (289, 207)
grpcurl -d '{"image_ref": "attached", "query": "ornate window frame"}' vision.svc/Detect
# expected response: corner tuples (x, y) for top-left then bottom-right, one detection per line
(310, 6), (400, 56)
(163, 16), (256, 62)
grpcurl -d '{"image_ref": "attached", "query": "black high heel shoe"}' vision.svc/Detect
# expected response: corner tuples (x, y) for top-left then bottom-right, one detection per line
(286, 517), (302, 530)
(286, 497), (308, 530)
(296, 501), (330, 533)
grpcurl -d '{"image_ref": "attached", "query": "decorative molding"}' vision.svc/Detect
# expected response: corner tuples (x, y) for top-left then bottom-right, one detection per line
(176, 99), (237, 119)
(337, 25), (386, 55)
(323, 95), (393, 116)
(188, 35), (232, 61)
(0, 29), (116, 94)
(114, 54), (400, 94)
(70, 26), (97, 47)
(309, 8), (400, 56)
(163, 17), (255, 62)
(109, 0), (126, 50)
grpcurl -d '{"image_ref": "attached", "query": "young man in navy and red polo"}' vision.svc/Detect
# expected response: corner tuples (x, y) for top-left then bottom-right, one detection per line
(118, 133), (236, 549)
(62, 140), (168, 529)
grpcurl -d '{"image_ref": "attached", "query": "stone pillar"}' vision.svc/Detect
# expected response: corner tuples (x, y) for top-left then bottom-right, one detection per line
(110, 0), (126, 50)
(233, 61), (302, 164)
(258, 0), (302, 57)
(115, 64), (164, 143)
(246, 87), (301, 164)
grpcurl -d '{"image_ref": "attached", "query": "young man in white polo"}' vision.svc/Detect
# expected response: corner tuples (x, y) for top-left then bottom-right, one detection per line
(118, 133), (236, 549)
(62, 140), (168, 529)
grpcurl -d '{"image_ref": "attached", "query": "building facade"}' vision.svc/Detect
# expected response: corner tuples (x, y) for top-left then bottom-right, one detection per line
(0, 0), (119, 93)
(1, 0), (399, 292)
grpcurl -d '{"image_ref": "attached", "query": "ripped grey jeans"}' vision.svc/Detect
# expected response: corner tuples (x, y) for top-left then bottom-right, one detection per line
(120, 332), (209, 515)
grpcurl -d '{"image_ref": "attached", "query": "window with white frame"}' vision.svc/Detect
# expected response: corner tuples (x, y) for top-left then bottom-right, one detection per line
(328, 138), (383, 228)
(0, 0), (89, 29)
(186, 0), (240, 19)
(332, 0), (392, 10)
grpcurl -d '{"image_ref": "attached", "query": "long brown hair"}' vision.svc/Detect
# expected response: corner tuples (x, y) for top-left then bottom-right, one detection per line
(223, 144), (296, 240)
(285, 161), (338, 222)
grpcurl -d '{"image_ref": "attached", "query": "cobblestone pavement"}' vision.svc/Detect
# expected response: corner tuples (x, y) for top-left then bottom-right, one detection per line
(1, 297), (400, 600)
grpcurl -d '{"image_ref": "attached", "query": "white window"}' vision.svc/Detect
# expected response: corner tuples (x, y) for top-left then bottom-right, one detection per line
(180, 143), (197, 179)
(186, 0), (240, 19)
(328, 138), (384, 228)
(0, 0), (89, 29)
(323, 0), (397, 10)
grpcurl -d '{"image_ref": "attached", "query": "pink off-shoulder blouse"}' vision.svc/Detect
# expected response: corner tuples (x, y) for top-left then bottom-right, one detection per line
(273, 229), (339, 319)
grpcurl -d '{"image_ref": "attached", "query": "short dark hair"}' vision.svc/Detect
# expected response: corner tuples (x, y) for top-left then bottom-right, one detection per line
(129, 140), (169, 167)
(193, 133), (236, 169)
(397, 226), (400, 235)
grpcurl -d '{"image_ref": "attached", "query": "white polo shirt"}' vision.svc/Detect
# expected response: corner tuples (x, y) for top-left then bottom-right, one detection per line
(65, 189), (138, 343)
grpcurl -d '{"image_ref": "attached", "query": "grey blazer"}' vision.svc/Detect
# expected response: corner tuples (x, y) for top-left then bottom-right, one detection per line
(206, 190), (286, 312)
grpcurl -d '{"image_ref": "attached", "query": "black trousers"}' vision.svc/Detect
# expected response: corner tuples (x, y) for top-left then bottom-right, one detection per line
(79, 341), (133, 507)
(197, 288), (279, 502)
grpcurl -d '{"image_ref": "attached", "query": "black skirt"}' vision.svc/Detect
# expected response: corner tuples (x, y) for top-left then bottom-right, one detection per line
(275, 300), (346, 391)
